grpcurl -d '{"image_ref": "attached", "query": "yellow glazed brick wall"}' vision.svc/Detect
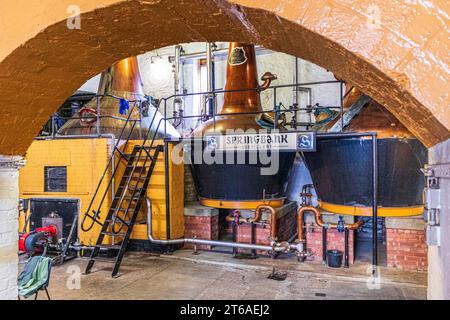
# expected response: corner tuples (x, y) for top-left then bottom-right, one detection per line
(19, 138), (184, 246)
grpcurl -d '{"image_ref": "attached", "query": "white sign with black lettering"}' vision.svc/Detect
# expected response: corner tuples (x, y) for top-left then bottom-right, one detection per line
(206, 132), (315, 152)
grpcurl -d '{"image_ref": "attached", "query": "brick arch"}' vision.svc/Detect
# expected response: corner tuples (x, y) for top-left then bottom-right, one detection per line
(0, 0), (448, 154)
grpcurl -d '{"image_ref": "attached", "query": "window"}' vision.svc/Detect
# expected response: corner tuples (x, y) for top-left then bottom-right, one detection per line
(44, 166), (67, 192)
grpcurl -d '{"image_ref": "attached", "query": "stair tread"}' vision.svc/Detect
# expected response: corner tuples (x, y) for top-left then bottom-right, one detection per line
(105, 218), (145, 224)
(126, 165), (148, 169)
(122, 175), (147, 179)
(95, 244), (122, 249)
(101, 231), (126, 236)
(113, 196), (140, 200)
(134, 145), (158, 149)
(112, 207), (138, 212)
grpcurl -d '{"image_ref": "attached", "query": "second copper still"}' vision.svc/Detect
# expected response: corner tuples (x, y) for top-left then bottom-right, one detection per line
(303, 87), (427, 216)
(58, 57), (179, 139)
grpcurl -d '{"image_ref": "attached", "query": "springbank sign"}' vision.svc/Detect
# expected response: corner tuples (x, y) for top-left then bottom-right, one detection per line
(206, 132), (316, 152)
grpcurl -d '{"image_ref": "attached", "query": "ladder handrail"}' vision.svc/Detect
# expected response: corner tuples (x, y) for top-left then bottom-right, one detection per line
(80, 98), (163, 232)
(109, 100), (166, 233)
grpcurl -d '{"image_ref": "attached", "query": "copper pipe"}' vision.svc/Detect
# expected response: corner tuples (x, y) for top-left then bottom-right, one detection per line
(255, 204), (277, 239)
(224, 205), (276, 238)
(297, 206), (363, 242)
(258, 72), (277, 91)
(225, 210), (243, 224)
(225, 208), (263, 224)
(249, 206), (264, 223)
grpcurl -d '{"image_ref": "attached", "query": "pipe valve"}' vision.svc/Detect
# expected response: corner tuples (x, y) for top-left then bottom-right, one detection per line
(337, 216), (345, 233)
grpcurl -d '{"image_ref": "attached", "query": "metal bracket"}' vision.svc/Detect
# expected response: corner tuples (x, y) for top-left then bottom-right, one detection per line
(422, 164), (448, 246)
(422, 163), (450, 180)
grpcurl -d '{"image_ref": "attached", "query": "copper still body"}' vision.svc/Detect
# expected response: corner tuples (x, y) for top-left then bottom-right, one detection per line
(59, 57), (178, 139)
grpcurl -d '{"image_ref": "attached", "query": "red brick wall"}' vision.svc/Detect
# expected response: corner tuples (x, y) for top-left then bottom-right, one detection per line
(185, 207), (297, 255)
(386, 228), (427, 272)
(306, 225), (355, 264)
(184, 215), (218, 250)
(230, 209), (297, 254)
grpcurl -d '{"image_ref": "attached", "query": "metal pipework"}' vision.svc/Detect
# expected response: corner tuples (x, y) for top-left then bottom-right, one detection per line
(172, 45), (184, 128)
(224, 207), (264, 225)
(178, 44), (267, 61)
(255, 204), (278, 239)
(146, 198), (290, 253)
(206, 43), (214, 93)
(258, 72), (277, 91)
(296, 206), (364, 261)
(297, 206), (363, 238)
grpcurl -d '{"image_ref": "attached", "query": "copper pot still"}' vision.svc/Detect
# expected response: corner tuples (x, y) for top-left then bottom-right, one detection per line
(58, 57), (178, 139)
(190, 42), (295, 207)
(303, 86), (428, 216)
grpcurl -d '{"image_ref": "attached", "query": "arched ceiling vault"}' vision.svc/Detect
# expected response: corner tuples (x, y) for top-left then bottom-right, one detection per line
(0, 0), (448, 155)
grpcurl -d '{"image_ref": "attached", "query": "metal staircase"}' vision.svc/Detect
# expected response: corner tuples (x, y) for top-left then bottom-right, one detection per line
(85, 144), (162, 277)
(80, 98), (166, 277)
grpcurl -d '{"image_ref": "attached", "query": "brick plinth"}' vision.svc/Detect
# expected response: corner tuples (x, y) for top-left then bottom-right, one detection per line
(304, 213), (355, 264)
(306, 225), (355, 264)
(184, 204), (219, 250)
(228, 202), (298, 255)
(386, 217), (427, 272)
(184, 202), (297, 254)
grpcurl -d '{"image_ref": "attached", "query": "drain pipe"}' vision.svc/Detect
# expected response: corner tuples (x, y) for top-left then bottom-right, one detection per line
(172, 45), (184, 128)
(146, 198), (291, 253)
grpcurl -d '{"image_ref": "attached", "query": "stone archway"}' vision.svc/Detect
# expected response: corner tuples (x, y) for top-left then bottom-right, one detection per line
(0, 0), (448, 156)
(1, 0), (450, 301)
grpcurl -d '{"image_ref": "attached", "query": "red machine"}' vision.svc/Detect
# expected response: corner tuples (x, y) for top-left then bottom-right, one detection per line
(19, 225), (57, 254)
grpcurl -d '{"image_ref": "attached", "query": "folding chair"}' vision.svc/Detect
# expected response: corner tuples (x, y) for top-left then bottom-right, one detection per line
(18, 256), (53, 300)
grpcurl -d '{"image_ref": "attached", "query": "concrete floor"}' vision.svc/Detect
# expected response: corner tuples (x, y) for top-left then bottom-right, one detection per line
(26, 249), (427, 300)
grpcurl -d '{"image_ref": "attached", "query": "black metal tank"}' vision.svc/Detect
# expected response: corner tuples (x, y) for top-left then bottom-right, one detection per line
(190, 148), (295, 202)
(189, 43), (295, 208)
(303, 93), (427, 216)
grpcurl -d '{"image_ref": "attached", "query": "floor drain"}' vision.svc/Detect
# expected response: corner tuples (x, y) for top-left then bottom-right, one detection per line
(267, 267), (287, 281)
(315, 293), (326, 297)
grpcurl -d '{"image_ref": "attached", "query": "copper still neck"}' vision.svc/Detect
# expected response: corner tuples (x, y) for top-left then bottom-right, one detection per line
(58, 57), (147, 137)
(98, 57), (144, 99)
(194, 43), (277, 136)
(221, 43), (262, 115)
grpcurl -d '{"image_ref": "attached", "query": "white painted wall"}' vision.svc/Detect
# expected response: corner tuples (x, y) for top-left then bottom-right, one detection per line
(78, 42), (341, 133)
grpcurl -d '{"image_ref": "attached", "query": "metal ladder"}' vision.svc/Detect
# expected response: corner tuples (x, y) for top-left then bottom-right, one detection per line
(84, 143), (163, 277)
(80, 97), (166, 277)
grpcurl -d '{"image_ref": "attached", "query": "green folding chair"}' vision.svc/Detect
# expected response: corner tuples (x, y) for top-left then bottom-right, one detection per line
(18, 256), (52, 300)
